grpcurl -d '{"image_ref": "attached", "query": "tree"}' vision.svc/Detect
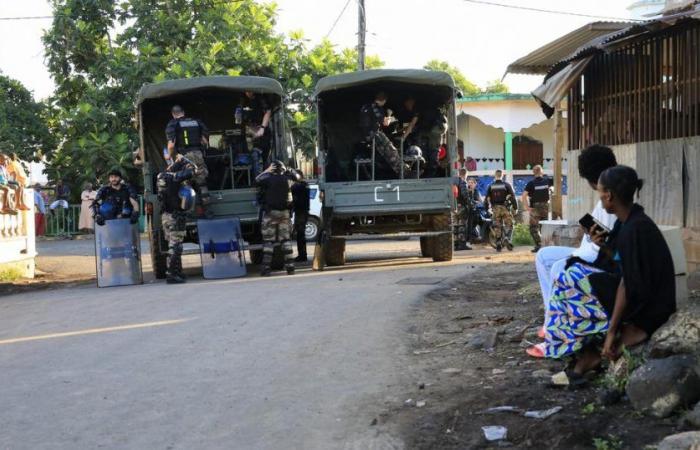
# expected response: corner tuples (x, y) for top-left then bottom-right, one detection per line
(42, 0), (383, 189)
(483, 79), (509, 94)
(424, 60), (479, 95)
(423, 60), (510, 95)
(0, 73), (54, 161)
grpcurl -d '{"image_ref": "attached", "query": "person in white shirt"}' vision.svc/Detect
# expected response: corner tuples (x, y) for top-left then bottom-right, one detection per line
(527, 145), (618, 358)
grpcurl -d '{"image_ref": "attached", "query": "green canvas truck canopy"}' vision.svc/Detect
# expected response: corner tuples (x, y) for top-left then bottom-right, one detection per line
(314, 69), (455, 97)
(137, 75), (284, 105)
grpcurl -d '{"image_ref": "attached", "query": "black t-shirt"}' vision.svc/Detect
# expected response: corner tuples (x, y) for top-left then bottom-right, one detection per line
(524, 176), (553, 203)
(291, 181), (310, 213)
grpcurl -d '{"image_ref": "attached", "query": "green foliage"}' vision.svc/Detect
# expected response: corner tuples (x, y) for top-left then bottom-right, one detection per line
(0, 73), (54, 161)
(424, 60), (479, 95)
(483, 79), (509, 94)
(592, 435), (623, 450)
(42, 0), (384, 192)
(512, 223), (535, 246)
(602, 348), (645, 391)
(0, 267), (24, 283)
(581, 402), (599, 415)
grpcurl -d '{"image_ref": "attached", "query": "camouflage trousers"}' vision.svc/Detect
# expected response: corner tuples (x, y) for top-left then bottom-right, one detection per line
(162, 211), (186, 273)
(184, 149), (210, 203)
(371, 131), (402, 175)
(491, 205), (514, 244)
(528, 202), (550, 246)
(261, 209), (294, 271)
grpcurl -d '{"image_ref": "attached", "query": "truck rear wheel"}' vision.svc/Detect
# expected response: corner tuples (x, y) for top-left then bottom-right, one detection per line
(325, 238), (346, 266)
(431, 214), (453, 262)
(149, 228), (168, 279)
(420, 236), (433, 258)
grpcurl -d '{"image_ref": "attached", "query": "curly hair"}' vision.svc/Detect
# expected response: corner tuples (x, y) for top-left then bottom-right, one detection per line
(578, 144), (617, 185)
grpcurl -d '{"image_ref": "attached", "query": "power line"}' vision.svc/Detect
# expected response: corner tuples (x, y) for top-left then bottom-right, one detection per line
(0, 15), (52, 21)
(325, 0), (353, 39)
(462, 0), (643, 22)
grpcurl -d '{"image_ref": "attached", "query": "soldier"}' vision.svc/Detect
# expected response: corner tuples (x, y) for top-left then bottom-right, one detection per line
(484, 169), (516, 252)
(255, 160), (295, 276)
(165, 105), (211, 208)
(157, 156), (196, 284)
(521, 165), (553, 253)
(359, 92), (403, 176)
(92, 169), (140, 226)
(291, 169), (310, 262)
(459, 176), (481, 250)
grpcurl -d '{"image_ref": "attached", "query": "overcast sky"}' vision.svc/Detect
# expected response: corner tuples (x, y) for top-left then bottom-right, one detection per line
(0, 0), (650, 100)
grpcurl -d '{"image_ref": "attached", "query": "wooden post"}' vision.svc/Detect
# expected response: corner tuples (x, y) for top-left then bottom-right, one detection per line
(552, 104), (564, 220)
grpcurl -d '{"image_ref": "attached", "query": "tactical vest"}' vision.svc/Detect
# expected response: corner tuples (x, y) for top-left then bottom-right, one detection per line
(530, 176), (551, 203)
(158, 160), (194, 213)
(261, 174), (291, 211)
(175, 118), (202, 151)
(359, 103), (384, 136)
(489, 182), (508, 205)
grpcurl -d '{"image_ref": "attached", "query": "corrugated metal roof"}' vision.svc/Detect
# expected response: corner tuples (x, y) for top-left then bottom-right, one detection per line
(506, 22), (633, 75)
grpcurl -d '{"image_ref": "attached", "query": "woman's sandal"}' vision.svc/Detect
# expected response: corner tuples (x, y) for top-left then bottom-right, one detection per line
(526, 343), (546, 358)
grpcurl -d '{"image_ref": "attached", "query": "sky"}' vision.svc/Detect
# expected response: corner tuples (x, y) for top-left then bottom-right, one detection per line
(0, 0), (656, 100)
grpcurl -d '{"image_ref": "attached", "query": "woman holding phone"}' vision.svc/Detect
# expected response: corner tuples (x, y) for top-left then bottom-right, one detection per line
(543, 165), (676, 384)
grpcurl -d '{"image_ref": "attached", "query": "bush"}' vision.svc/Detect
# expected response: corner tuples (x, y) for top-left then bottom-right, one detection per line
(0, 267), (24, 283)
(512, 223), (535, 246)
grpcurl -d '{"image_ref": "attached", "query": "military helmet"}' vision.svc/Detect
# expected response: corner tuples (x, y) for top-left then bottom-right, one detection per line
(269, 160), (286, 174)
(178, 185), (196, 211)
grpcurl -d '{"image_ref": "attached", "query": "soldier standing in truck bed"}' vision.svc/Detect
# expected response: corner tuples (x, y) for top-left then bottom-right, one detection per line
(359, 92), (403, 176)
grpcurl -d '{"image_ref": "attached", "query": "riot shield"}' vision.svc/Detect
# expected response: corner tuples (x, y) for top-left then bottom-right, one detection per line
(197, 218), (247, 279)
(94, 218), (143, 288)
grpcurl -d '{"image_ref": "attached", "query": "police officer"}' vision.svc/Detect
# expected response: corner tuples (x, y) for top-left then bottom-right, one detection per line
(521, 165), (553, 253)
(165, 105), (211, 207)
(291, 169), (310, 262)
(484, 169), (516, 252)
(92, 169), (140, 226)
(457, 173), (481, 250)
(359, 92), (403, 176)
(255, 160), (295, 276)
(157, 155), (196, 284)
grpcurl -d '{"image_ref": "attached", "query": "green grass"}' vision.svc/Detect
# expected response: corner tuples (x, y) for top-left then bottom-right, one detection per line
(0, 267), (24, 283)
(593, 436), (623, 450)
(512, 223), (535, 246)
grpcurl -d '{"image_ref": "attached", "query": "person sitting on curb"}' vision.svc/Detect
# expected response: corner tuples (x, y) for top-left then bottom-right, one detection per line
(527, 145), (617, 359)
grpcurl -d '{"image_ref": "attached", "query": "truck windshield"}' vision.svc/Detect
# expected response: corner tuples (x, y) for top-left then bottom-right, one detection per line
(318, 82), (454, 182)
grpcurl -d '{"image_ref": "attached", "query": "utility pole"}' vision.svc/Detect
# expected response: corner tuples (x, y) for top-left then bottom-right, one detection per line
(357, 0), (366, 70)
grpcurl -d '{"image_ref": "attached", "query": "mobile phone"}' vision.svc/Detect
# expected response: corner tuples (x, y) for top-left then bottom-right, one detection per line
(579, 213), (611, 235)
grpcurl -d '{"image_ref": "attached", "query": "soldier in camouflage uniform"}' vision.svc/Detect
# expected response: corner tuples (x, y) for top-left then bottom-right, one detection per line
(359, 92), (403, 176)
(165, 105), (211, 207)
(256, 160), (295, 276)
(157, 155), (196, 284)
(485, 170), (517, 252)
(521, 165), (553, 253)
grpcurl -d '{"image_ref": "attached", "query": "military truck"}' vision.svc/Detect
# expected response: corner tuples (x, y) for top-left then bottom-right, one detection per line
(312, 69), (459, 269)
(135, 76), (290, 278)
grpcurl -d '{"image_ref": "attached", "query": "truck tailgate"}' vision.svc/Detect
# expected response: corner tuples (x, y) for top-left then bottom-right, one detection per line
(322, 179), (454, 216)
(208, 189), (259, 222)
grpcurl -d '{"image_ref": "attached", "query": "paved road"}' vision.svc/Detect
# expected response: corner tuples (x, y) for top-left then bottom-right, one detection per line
(2, 240), (528, 450)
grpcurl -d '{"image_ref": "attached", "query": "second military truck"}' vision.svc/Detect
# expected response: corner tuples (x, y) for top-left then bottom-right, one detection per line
(312, 69), (459, 269)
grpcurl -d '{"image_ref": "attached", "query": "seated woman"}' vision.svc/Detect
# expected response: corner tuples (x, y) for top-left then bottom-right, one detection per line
(544, 165), (676, 381)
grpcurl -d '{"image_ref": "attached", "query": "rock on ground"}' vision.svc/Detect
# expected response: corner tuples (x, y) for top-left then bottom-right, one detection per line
(627, 355), (700, 418)
(684, 402), (700, 429)
(657, 431), (700, 450)
(649, 308), (700, 358)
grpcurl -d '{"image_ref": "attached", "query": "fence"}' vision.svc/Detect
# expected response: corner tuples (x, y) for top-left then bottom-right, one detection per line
(44, 197), (145, 237)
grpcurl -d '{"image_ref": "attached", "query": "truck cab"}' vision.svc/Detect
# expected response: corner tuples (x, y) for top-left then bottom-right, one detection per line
(313, 69), (459, 268)
(136, 76), (289, 278)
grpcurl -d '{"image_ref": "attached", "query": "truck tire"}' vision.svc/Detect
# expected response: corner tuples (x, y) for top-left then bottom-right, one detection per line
(325, 238), (346, 266)
(249, 249), (263, 265)
(149, 228), (168, 279)
(420, 236), (433, 257)
(431, 214), (453, 262)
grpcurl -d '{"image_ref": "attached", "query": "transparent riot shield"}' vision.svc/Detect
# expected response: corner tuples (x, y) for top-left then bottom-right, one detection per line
(94, 218), (143, 288)
(197, 218), (247, 279)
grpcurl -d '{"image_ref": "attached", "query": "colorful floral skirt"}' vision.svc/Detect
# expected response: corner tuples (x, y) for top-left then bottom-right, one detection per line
(544, 262), (610, 358)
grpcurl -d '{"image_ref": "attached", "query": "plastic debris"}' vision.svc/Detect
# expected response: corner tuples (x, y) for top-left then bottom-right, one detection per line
(482, 426), (508, 441)
(483, 406), (521, 414)
(551, 371), (570, 386)
(523, 406), (563, 419)
(416, 400), (426, 408)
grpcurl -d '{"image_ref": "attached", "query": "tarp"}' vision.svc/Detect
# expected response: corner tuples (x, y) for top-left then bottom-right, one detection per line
(137, 76), (284, 106)
(532, 56), (593, 118)
(314, 69), (455, 97)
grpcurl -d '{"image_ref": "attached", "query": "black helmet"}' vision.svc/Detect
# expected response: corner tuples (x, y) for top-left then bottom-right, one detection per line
(107, 169), (123, 178)
(269, 160), (286, 174)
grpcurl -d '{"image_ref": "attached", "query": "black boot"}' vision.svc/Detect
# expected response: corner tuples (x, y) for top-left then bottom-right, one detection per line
(166, 256), (186, 284)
